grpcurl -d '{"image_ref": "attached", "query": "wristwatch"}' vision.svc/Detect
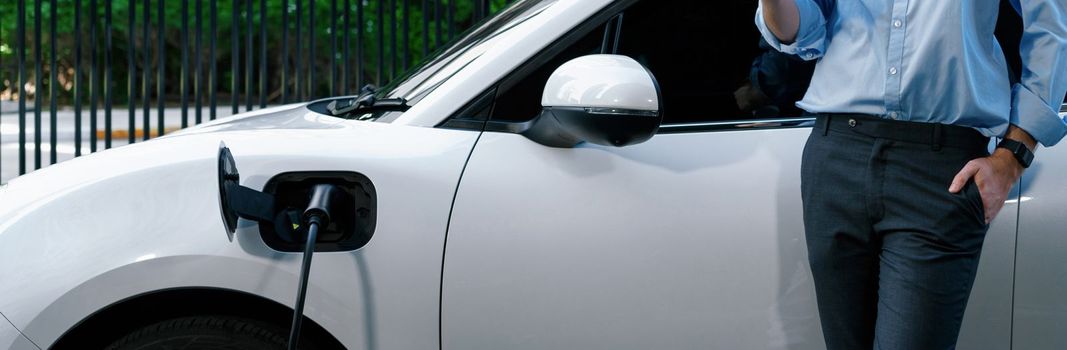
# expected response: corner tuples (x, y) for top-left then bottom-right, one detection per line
(997, 138), (1034, 168)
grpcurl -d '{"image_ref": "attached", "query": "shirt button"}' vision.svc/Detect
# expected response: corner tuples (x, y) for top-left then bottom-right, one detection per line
(894, 20), (903, 28)
(889, 67), (899, 75)
(848, 119), (857, 127)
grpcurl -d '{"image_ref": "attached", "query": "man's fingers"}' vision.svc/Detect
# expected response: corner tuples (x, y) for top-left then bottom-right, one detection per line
(949, 161), (981, 193)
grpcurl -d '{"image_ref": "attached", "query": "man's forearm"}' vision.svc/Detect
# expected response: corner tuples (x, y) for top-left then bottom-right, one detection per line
(760, 0), (801, 44)
(1005, 124), (1038, 152)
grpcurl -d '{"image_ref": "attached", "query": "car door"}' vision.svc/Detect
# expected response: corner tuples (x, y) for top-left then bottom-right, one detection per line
(441, 1), (1018, 348)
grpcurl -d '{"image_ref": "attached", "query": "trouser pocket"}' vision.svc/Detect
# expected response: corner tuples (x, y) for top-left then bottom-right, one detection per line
(963, 178), (987, 224)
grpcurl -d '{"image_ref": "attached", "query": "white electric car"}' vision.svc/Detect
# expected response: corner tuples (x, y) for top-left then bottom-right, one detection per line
(2, 0), (1065, 349)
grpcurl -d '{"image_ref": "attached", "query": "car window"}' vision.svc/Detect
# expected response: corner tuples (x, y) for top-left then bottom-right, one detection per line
(615, 0), (815, 124)
(489, 0), (816, 125)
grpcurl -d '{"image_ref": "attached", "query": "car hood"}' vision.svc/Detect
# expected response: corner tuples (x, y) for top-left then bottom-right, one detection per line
(0, 103), (352, 230)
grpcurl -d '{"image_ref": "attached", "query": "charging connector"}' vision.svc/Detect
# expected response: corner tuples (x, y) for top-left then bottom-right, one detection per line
(288, 184), (339, 350)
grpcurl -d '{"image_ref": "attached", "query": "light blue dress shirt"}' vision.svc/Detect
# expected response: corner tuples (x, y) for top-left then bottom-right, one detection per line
(755, 0), (1067, 147)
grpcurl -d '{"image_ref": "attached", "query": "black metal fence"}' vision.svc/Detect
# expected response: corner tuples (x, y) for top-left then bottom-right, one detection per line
(0, 0), (511, 183)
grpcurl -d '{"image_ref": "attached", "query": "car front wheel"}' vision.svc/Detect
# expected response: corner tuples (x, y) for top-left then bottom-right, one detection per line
(105, 315), (312, 350)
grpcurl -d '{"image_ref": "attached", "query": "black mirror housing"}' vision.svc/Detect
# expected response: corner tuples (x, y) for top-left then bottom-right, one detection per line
(523, 107), (662, 148)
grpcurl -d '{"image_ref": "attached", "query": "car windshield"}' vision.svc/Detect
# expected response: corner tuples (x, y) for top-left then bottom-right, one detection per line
(371, 0), (557, 119)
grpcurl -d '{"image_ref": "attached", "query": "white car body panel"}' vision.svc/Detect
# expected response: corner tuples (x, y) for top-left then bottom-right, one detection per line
(0, 107), (478, 348)
(0, 316), (37, 350)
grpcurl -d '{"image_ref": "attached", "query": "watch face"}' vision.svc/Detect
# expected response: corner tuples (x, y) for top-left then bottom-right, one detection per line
(1019, 147), (1035, 167)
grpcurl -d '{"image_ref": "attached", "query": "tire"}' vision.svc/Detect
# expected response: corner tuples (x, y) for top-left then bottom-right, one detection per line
(105, 315), (310, 350)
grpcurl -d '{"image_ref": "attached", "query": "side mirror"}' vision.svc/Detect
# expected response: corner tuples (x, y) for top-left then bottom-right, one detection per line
(522, 54), (663, 148)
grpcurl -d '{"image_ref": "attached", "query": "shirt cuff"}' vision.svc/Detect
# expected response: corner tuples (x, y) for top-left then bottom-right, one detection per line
(1010, 83), (1067, 147)
(754, 0), (828, 61)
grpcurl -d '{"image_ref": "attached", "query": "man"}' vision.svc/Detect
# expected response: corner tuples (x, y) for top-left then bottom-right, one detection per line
(756, 0), (1067, 349)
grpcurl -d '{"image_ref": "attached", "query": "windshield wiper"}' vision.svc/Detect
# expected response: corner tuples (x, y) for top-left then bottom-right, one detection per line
(327, 85), (410, 118)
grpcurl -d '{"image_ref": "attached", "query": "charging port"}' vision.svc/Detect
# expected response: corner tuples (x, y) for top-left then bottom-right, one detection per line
(260, 172), (377, 253)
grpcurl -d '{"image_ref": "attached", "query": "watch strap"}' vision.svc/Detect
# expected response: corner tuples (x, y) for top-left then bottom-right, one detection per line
(997, 138), (1034, 168)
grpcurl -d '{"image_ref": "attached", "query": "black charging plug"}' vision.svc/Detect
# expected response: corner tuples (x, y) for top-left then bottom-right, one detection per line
(302, 184), (339, 228)
(288, 184), (341, 350)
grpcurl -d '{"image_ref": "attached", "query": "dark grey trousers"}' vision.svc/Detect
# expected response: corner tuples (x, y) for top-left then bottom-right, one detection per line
(801, 115), (991, 350)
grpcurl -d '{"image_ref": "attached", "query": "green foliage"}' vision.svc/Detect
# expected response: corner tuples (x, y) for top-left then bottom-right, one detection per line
(0, 0), (511, 104)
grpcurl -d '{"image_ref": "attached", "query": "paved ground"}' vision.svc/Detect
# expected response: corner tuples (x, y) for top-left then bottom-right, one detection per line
(0, 103), (268, 184)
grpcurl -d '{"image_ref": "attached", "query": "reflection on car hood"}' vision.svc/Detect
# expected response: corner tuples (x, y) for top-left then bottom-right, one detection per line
(167, 103), (347, 137)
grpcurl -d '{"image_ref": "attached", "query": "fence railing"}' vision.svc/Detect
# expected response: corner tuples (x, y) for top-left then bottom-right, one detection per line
(0, 0), (512, 183)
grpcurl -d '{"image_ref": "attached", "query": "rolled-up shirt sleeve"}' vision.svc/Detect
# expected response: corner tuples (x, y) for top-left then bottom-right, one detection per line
(1009, 0), (1067, 147)
(755, 0), (829, 61)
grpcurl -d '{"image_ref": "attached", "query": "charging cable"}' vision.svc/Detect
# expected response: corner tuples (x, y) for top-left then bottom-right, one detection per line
(288, 184), (339, 350)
